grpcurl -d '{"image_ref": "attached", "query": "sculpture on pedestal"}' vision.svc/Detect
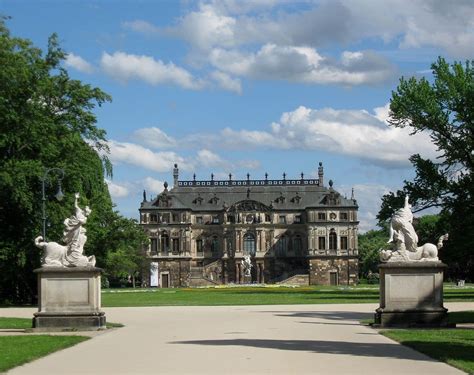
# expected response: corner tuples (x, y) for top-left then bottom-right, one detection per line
(35, 193), (96, 267)
(241, 255), (253, 277)
(380, 196), (448, 262)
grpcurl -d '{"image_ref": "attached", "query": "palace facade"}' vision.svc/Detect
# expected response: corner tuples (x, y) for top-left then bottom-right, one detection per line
(139, 163), (359, 287)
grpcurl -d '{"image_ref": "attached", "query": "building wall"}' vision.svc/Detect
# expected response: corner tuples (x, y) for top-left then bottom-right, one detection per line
(309, 258), (358, 286)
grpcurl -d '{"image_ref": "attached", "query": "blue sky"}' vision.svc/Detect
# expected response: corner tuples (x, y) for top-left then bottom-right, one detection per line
(3, 0), (474, 231)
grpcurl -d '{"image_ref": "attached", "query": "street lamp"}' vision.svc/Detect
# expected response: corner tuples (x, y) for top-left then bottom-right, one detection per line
(42, 168), (65, 240)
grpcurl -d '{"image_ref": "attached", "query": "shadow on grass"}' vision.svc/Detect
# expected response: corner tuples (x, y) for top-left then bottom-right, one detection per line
(170, 338), (434, 361)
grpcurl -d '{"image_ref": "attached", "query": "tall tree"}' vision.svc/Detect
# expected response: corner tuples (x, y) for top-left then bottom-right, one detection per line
(378, 57), (474, 280)
(0, 18), (115, 303)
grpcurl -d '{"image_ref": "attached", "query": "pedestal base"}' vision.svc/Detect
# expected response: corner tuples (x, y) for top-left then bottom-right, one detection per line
(375, 262), (450, 328)
(33, 267), (106, 331)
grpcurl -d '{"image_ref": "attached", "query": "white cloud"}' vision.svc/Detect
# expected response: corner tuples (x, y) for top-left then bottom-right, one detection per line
(195, 149), (227, 168)
(141, 177), (165, 194)
(339, 184), (393, 232)
(108, 140), (189, 172)
(133, 127), (177, 149)
(210, 70), (242, 94)
(65, 53), (94, 74)
(139, 1), (474, 59)
(187, 104), (438, 168)
(105, 179), (130, 198)
(209, 45), (394, 85)
(122, 20), (160, 34)
(100, 51), (205, 90)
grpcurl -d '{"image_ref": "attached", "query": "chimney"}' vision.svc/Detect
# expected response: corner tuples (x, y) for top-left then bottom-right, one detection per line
(318, 162), (324, 186)
(173, 163), (179, 188)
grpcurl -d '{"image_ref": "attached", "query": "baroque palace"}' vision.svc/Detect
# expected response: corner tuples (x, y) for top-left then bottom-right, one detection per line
(139, 163), (359, 287)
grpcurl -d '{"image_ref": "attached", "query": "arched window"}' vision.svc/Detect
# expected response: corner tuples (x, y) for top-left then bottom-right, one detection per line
(329, 229), (337, 250)
(243, 233), (256, 256)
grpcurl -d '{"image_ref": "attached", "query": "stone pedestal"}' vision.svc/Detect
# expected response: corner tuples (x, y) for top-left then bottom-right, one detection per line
(375, 262), (449, 327)
(33, 267), (106, 331)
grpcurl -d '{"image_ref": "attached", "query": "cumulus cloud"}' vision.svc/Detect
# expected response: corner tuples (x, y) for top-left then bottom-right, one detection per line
(209, 45), (394, 85)
(339, 184), (393, 232)
(133, 127), (177, 149)
(100, 51), (205, 90)
(122, 20), (160, 34)
(141, 177), (165, 194)
(179, 104), (437, 168)
(135, 0), (474, 59)
(108, 140), (189, 172)
(210, 70), (242, 94)
(65, 53), (94, 73)
(105, 179), (130, 198)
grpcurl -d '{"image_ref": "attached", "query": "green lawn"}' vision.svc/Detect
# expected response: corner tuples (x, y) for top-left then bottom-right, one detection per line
(382, 329), (474, 374)
(0, 335), (89, 372)
(0, 317), (32, 329)
(101, 284), (474, 307)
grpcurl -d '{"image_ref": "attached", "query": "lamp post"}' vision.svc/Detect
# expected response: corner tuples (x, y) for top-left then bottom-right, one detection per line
(41, 168), (65, 240)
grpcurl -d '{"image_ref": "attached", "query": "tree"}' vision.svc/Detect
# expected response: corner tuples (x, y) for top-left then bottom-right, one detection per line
(378, 57), (474, 281)
(358, 227), (388, 279)
(0, 18), (116, 303)
(101, 214), (148, 288)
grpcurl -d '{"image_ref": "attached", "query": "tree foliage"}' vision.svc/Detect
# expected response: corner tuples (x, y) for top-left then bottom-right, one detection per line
(358, 228), (388, 278)
(378, 57), (474, 280)
(0, 18), (142, 303)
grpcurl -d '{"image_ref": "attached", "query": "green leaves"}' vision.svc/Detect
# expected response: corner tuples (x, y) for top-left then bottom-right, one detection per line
(379, 57), (474, 281)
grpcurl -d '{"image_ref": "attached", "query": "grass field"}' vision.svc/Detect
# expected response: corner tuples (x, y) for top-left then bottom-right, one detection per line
(382, 329), (474, 374)
(0, 335), (89, 372)
(101, 284), (474, 307)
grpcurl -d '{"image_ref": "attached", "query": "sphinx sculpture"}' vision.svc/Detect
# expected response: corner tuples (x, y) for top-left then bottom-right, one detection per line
(35, 193), (96, 267)
(380, 195), (448, 262)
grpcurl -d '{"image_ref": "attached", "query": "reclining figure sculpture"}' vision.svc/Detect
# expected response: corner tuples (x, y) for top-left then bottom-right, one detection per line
(35, 193), (96, 267)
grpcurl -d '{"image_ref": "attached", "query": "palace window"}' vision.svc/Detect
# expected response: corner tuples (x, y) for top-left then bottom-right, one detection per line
(172, 213), (179, 223)
(318, 212), (326, 221)
(318, 236), (326, 250)
(151, 238), (158, 254)
(340, 236), (348, 250)
(211, 236), (219, 256)
(162, 213), (170, 223)
(275, 236), (288, 256)
(150, 214), (158, 223)
(279, 215), (286, 224)
(212, 215), (219, 224)
(161, 234), (170, 253)
(329, 230), (337, 250)
(243, 233), (256, 256)
(340, 212), (348, 221)
(265, 214), (271, 222)
(294, 215), (301, 223)
(196, 239), (203, 255)
(196, 216), (203, 224)
(294, 235), (303, 256)
(172, 238), (179, 254)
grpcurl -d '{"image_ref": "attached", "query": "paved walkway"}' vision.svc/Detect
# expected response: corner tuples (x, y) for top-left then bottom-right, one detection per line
(1, 303), (472, 374)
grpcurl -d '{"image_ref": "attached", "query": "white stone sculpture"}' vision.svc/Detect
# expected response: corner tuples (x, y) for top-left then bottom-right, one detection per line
(35, 193), (96, 267)
(241, 255), (253, 277)
(380, 195), (448, 262)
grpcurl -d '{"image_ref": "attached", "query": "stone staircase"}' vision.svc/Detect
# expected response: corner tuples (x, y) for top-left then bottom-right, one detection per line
(188, 266), (219, 287)
(277, 274), (309, 286)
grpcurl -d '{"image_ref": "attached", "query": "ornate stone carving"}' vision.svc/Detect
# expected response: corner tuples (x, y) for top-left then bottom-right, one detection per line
(241, 255), (253, 277)
(380, 196), (448, 262)
(35, 193), (96, 267)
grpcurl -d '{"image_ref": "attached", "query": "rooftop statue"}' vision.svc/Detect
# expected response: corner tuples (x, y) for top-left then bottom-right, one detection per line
(35, 193), (96, 267)
(380, 195), (448, 262)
